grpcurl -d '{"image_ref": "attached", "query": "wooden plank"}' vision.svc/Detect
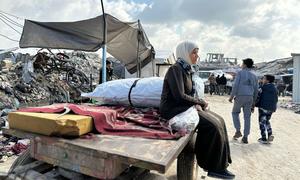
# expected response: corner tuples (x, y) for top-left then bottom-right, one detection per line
(31, 137), (128, 179)
(3, 128), (194, 173)
(2, 127), (37, 139)
(162, 131), (195, 170)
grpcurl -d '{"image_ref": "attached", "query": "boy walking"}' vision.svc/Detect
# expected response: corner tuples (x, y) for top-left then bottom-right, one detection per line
(255, 75), (278, 144)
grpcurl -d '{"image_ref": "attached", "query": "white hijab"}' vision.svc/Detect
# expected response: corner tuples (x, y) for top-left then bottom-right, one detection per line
(176, 41), (199, 65)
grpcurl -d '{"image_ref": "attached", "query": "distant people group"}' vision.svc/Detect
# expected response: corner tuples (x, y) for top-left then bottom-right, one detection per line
(208, 73), (228, 95)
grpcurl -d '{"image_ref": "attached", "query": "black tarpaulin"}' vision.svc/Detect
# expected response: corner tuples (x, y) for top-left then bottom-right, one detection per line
(19, 14), (154, 74)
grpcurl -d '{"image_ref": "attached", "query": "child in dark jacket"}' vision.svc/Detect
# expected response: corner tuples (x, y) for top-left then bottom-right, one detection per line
(255, 75), (278, 144)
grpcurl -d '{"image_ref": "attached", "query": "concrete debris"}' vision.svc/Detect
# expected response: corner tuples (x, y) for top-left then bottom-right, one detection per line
(255, 57), (293, 75)
(0, 59), (13, 69)
(279, 100), (300, 114)
(0, 135), (29, 162)
(0, 155), (8, 163)
(0, 51), (102, 113)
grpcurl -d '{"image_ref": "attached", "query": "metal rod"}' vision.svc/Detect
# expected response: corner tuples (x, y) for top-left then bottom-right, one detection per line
(90, 74), (93, 91)
(136, 20), (141, 78)
(100, 0), (107, 84)
(102, 45), (107, 82)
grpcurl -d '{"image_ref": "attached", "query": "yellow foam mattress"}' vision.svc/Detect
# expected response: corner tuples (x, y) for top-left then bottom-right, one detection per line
(8, 112), (93, 136)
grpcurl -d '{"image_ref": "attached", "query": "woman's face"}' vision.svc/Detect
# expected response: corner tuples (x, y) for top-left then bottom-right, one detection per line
(189, 48), (199, 64)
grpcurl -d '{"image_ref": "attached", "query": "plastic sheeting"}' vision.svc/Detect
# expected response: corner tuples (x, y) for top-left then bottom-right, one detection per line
(168, 106), (199, 133)
(82, 75), (205, 108)
(192, 74), (205, 99)
(22, 59), (34, 83)
(81, 77), (164, 108)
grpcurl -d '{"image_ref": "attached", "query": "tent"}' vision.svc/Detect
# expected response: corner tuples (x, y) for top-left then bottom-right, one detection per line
(19, 14), (154, 74)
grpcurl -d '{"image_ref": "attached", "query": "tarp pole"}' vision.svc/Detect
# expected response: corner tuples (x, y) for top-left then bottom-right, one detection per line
(102, 45), (107, 83)
(151, 46), (155, 76)
(136, 19), (141, 78)
(100, 0), (107, 84)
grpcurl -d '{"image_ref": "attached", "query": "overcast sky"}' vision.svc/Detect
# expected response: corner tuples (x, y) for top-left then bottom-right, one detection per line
(0, 0), (299, 63)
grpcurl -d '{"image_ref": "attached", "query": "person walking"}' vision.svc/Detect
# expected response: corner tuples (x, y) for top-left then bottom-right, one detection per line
(276, 80), (286, 97)
(208, 74), (216, 95)
(216, 75), (221, 95)
(219, 74), (227, 95)
(229, 58), (258, 144)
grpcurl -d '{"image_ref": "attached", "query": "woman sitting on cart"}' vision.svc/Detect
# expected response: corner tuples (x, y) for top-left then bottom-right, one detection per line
(160, 41), (235, 179)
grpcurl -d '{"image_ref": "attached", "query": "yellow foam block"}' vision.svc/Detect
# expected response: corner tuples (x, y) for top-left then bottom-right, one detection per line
(8, 112), (93, 136)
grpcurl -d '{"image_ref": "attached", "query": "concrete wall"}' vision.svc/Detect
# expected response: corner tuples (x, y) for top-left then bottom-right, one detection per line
(291, 53), (300, 103)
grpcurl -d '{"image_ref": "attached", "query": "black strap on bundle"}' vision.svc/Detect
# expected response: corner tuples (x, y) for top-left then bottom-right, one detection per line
(128, 79), (140, 107)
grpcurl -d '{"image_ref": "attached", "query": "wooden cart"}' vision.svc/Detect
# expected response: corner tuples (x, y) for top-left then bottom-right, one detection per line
(2, 128), (198, 180)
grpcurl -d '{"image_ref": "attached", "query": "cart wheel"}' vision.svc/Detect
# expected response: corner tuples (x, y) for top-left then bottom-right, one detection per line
(8, 148), (35, 173)
(177, 133), (198, 180)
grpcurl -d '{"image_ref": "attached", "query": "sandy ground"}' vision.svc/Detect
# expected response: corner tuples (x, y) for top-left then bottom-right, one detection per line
(158, 95), (300, 180)
(1, 95), (300, 179)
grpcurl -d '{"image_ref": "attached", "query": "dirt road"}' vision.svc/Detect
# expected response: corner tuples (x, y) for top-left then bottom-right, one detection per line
(158, 95), (300, 180)
(1, 95), (299, 179)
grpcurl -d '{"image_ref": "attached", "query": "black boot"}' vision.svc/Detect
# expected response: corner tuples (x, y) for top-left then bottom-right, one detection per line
(241, 136), (248, 144)
(207, 169), (235, 179)
(233, 131), (242, 140)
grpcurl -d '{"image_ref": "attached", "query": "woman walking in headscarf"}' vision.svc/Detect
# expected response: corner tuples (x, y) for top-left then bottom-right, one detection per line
(160, 41), (234, 179)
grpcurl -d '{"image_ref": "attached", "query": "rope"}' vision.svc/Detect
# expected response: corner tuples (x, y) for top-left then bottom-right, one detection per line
(0, 33), (19, 42)
(0, 17), (22, 34)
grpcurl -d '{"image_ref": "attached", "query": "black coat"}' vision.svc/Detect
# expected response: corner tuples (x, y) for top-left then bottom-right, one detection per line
(160, 62), (204, 120)
(219, 76), (227, 85)
(256, 83), (278, 112)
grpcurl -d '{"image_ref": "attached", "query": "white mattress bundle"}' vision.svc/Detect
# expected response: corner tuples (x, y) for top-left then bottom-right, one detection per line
(81, 77), (164, 108)
(81, 75), (204, 131)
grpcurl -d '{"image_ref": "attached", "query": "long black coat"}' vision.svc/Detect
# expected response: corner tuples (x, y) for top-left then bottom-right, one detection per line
(160, 62), (232, 171)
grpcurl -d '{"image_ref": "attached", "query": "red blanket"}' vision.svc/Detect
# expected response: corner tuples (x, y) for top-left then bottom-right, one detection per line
(19, 103), (183, 139)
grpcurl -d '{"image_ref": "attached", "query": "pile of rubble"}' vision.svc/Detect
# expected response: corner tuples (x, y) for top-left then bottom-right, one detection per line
(255, 57), (293, 75)
(279, 100), (300, 114)
(0, 50), (118, 165)
(0, 51), (101, 110)
(0, 135), (29, 163)
(65, 51), (101, 82)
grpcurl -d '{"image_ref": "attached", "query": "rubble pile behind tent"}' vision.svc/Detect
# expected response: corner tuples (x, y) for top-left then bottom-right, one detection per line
(0, 51), (101, 111)
(0, 51), (102, 162)
(66, 51), (101, 81)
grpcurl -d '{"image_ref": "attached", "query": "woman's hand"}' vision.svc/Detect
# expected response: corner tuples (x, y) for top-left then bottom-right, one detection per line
(196, 101), (208, 111)
(202, 102), (208, 110)
(195, 104), (203, 111)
